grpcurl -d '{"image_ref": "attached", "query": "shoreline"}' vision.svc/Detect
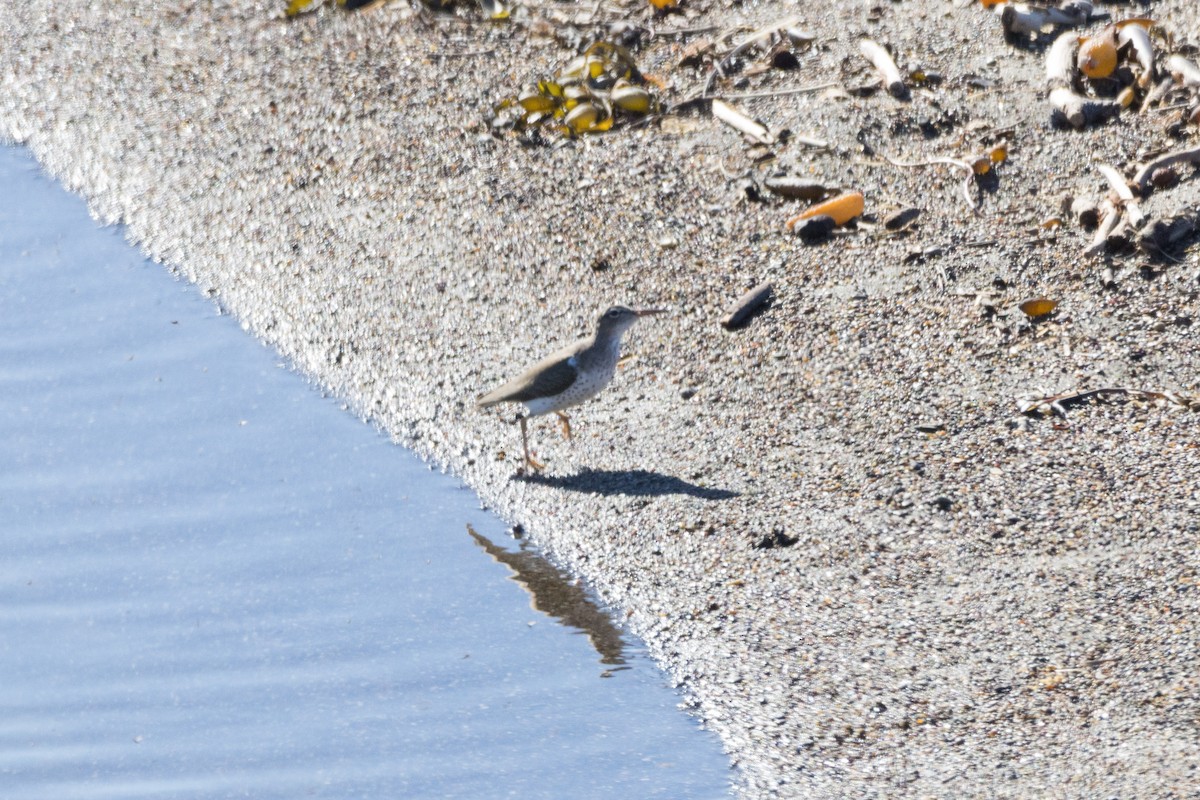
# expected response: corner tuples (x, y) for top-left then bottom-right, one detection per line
(4, 1), (1198, 796)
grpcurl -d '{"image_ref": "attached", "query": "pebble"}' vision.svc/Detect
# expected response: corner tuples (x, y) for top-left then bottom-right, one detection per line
(792, 214), (836, 243)
(721, 281), (774, 331)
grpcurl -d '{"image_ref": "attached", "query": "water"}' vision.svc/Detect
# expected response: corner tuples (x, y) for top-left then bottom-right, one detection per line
(0, 144), (732, 799)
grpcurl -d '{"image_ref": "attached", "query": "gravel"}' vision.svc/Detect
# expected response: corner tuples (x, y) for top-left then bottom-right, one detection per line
(4, 1), (1199, 796)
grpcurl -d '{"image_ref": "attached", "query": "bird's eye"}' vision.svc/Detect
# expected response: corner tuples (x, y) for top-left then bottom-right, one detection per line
(607, 309), (619, 317)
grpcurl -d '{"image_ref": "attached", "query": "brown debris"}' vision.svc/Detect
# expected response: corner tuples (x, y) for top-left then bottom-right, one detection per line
(721, 281), (774, 330)
(1132, 145), (1200, 194)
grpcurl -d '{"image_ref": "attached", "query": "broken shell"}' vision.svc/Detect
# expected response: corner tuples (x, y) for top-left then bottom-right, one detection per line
(1045, 32), (1078, 88)
(584, 53), (607, 80)
(611, 82), (652, 114)
(989, 142), (1009, 164)
(565, 103), (600, 134)
(478, 0), (510, 20)
(970, 156), (992, 175)
(785, 28), (815, 46)
(1117, 23), (1155, 87)
(518, 88), (558, 113)
(562, 84), (591, 103)
(785, 191), (865, 229)
(559, 55), (588, 83)
(1019, 298), (1058, 319)
(1077, 32), (1118, 79)
(1001, 5), (1050, 39)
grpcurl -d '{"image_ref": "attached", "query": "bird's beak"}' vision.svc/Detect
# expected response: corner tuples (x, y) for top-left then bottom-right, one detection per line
(635, 308), (669, 317)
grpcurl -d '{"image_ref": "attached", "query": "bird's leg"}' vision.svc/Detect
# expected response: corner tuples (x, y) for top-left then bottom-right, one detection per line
(555, 411), (572, 440)
(519, 416), (545, 472)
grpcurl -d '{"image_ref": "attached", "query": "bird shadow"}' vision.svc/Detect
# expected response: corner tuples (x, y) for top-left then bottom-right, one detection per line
(518, 468), (739, 500)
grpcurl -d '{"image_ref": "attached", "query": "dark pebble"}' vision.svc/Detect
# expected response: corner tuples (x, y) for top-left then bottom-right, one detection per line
(884, 207), (921, 231)
(793, 214), (835, 243)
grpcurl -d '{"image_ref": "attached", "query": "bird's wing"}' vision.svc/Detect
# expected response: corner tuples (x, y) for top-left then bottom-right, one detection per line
(476, 348), (580, 408)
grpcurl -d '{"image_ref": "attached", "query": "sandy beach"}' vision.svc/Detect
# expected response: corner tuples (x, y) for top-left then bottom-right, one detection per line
(3, 0), (1198, 796)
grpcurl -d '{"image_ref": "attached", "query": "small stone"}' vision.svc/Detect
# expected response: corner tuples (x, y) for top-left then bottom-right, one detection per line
(793, 214), (835, 243)
(884, 207), (921, 231)
(752, 527), (798, 549)
(1150, 166), (1179, 190)
(722, 281), (774, 330)
(763, 175), (826, 201)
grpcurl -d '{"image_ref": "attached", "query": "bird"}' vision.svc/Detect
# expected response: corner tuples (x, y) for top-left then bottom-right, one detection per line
(476, 305), (666, 472)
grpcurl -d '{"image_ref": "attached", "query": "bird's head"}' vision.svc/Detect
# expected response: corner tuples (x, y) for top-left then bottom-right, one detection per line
(596, 305), (667, 336)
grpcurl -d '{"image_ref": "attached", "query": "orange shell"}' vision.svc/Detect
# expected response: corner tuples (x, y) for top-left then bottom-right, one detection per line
(1077, 34), (1118, 79)
(1019, 298), (1058, 318)
(785, 191), (865, 229)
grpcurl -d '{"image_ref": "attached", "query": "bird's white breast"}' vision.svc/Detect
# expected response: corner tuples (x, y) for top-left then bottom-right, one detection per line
(524, 352), (616, 416)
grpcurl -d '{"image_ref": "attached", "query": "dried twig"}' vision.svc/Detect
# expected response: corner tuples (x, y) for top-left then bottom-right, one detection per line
(1082, 198), (1120, 257)
(885, 154), (981, 213)
(722, 282), (774, 330)
(434, 48), (497, 59)
(1096, 163), (1144, 227)
(1019, 386), (1196, 421)
(650, 24), (720, 39)
(711, 98), (774, 144)
(1050, 87), (1128, 129)
(859, 39), (907, 98)
(1167, 54), (1200, 86)
(702, 15), (801, 97)
(1139, 76), (1175, 113)
(1132, 145), (1200, 193)
(713, 81), (837, 101)
(1002, 3), (1092, 39)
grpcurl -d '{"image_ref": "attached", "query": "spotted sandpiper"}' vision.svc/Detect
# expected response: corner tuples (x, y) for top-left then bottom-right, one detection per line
(476, 305), (667, 471)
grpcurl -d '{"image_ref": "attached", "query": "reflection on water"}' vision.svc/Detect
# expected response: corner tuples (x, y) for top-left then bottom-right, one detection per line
(467, 525), (629, 674)
(0, 144), (735, 800)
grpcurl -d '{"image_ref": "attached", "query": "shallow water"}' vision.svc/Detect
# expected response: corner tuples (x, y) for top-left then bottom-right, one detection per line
(0, 144), (732, 799)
